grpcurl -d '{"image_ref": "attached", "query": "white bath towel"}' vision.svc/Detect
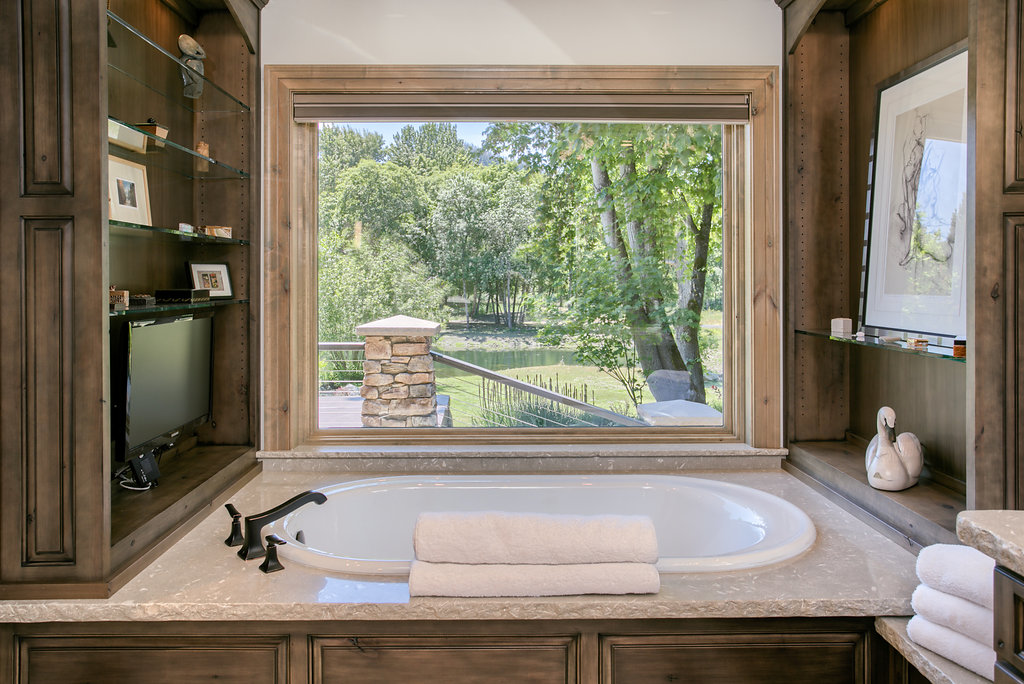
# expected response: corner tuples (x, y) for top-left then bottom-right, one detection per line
(408, 561), (661, 597)
(906, 615), (995, 681)
(912, 584), (994, 646)
(413, 512), (659, 565)
(916, 544), (995, 609)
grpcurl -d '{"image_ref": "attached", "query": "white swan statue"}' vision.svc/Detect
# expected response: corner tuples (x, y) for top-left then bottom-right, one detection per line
(865, 406), (923, 491)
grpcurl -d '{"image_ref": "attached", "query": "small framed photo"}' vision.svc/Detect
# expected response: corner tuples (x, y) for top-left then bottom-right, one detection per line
(107, 156), (152, 226)
(189, 262), (233, 299)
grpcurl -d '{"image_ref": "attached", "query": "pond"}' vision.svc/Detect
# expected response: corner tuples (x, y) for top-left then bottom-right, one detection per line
(433, 348), (579, 375)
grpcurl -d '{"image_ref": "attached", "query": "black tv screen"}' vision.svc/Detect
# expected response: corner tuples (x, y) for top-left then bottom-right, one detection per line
(111, 314), (212, 461)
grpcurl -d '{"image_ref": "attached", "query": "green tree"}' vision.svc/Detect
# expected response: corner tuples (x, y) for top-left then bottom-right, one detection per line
(386, 122), (473, 171)
(429, 172), (491, 325)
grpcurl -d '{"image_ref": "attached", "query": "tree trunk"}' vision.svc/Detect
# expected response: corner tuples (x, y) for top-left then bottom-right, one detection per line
(673, 201), (713, 404)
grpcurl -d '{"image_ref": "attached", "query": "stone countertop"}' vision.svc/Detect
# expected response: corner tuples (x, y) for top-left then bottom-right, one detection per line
(0, 470), (918, 623)
(957, 510), (1024, 577)
(876, 617), (990, 684)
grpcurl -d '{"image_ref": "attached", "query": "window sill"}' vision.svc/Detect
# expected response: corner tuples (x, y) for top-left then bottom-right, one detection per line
(257, 443), (787, 473)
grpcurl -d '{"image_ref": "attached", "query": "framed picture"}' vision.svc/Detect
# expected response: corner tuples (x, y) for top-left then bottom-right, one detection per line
(189, 262), (233, 299)
(862, 46), (968, 340)
(107, 156), (152, 226)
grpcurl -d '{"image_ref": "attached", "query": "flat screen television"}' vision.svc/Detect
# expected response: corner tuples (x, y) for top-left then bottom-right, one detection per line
(110, 314), (213, 463)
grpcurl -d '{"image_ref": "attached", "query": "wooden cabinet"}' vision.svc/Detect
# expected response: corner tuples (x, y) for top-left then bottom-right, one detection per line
(996, 566), (1024, 682)
(4, 618), (916, 684)
(0, 0), (263, 597)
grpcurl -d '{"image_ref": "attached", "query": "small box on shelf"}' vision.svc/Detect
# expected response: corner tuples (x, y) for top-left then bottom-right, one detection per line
(155, 288), (210, 303)
(199, 225), (232, 239)
(135, 120), (168, 148)
(109, 288), (129, 311)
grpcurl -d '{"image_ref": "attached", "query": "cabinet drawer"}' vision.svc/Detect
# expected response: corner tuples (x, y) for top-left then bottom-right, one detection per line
(312, 635), (577, 684)
(997, 566), (1024, 678)
(600, 632), (865, 684)
(16, 635), (287, 684)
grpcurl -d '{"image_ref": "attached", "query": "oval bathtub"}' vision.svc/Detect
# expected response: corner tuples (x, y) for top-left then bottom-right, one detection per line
(271, 474), (816, 575)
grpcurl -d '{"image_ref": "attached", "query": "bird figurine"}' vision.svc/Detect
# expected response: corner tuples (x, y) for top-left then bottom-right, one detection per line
(865, 406), (923, 491)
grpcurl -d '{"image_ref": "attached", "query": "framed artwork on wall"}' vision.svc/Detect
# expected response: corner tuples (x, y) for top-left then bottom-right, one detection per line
(107, 156), (152, 226)
(862, 46), (968, 340)
(189, 262), (232, 298)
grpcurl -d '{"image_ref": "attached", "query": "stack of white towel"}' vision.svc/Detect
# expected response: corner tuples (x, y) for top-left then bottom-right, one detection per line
(907, 543), (996, 680)
(408, 512), (661, 597)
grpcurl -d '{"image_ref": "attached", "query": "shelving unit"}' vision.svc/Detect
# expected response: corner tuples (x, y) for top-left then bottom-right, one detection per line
(794, 329), (966, 364)
(103, 1), (260, 581)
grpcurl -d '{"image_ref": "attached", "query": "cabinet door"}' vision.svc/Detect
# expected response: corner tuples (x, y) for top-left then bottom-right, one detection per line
(312, 635), (577, 684)
(601, 632), (865, 684)
(16, 635), (287, 684)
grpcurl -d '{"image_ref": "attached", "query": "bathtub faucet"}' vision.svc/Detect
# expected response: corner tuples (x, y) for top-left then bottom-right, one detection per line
(237, 490), (327, 561)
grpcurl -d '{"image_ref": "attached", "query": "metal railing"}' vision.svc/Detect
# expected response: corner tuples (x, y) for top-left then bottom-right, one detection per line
(316, 341), (644, 428)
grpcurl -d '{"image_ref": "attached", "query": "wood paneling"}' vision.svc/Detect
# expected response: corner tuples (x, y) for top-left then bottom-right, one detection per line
(19, 0), (73, 195)
(1006, 0), (1024, 191)
(601, 632), (865, 684)
(312, 635), (576, 684)
(17, 635), (287, 684)
(786, 13), (851, 442)
(1013, 217), (1024, 506)
(21, 218), (75, 565)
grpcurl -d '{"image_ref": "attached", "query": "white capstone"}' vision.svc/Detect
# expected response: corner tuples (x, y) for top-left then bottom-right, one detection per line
(356, 315), (441, 338)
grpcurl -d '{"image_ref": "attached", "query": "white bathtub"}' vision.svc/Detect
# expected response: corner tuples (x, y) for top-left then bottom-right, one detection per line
(271, 474), (816, 575)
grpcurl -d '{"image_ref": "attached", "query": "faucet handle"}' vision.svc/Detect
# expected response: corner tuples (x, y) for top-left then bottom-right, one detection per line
(224, 503), (244, 547)
(259, 534), (287, 574)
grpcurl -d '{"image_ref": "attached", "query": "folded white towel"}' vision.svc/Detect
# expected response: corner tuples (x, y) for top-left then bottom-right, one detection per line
(912, 584), (993, 646)
(907, 615), (995, 681)
(408, 561), (661, 597)
(413, 512), (658, 565)
(916, 544), (994, 609)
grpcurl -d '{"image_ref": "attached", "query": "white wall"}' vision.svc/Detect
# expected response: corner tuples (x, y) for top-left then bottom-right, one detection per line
(261, 0), (782, 67)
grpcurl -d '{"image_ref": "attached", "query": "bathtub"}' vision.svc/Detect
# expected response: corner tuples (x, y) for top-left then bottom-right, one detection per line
(271, 474), (816, 575)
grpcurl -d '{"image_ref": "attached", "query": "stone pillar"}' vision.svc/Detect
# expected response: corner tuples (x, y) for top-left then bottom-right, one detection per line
(355, 315), (441, 428)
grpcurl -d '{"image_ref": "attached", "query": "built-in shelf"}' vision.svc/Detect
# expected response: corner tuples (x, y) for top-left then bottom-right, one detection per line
(109, 299), (248, 318)
(109, 117), (250, 180)
(110, 219), (249, 245)
(787, 440), (963, 547)
(795, 328), (966, 363)
(106, 11), (250, 116)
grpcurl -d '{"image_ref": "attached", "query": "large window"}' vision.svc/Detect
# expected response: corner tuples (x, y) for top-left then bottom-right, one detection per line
(316, 121), (728, 431)
(263, 66), (780, 449)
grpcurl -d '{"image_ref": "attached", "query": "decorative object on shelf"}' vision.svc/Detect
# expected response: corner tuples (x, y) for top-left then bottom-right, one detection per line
(177, 33), (206, 99)
(107, 119), (146, 153)
(953, 339), (966, 358)
(109, 287), (129, 311)
(865, 406), (924, 491)
(135, 118), (168, 148)
(199, 225), (232, 239)
(855, 331), (865, 341)
(879, 335), (902, 344)
(155, 288), (210, 303)
(188, 262), (232, 298)
(178, 222), (194, 233)
(108, 156), (151, 226)
(194, 140), (210, 173)
(129, 294), (155, 308)
(830, 317), (853, 335)
(862, 47), (968, 340)
(906, 336), (929, 351)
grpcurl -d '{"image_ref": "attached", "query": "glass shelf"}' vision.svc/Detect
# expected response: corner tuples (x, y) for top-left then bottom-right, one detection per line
(106, 11), (250, 115)
(795, 329), (966, 363)
(110, 220), (249, 246)
(109, 118), (249, 180)
(109, 298), (248, 318)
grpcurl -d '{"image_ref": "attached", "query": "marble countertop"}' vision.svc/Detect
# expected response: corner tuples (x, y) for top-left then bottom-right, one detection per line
(0, 469), (918, 623)
(957, 510), (1024, 577)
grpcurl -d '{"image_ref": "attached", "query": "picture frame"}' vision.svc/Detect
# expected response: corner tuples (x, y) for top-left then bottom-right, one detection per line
(107, 156), (152, 226)
(188, 262), (233, 299)
(862, 45), (968, 340)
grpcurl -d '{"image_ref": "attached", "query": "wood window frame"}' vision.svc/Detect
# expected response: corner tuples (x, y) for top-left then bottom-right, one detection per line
(262, 65), (780, 450)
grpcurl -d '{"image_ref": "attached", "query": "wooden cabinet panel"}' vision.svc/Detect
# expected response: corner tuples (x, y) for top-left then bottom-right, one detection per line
(16, 635), (287, 684)
(1007, 0), (1024, 192)
(996, 566), (1024, 679)
(312, 635), (577, 684)
(601, 633), (865, 684)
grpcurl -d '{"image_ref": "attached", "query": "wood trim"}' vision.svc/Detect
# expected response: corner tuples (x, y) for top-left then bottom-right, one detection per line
(262, 65), (781, 450)
(1007, 0), (1024, 192)
(784, 0), (830, 54)
(1011, 216), (1024, 508)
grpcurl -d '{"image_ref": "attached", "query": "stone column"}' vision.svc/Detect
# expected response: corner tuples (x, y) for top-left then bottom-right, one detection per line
(355, 315), (441, 428)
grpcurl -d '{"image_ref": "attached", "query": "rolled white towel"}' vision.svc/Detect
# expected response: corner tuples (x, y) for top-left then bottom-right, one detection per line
(413, 512), (658, 565)
(916, 544), (994, 609)
(906, 615), (995, 681)
(912, 584), (993, 646)
(408, 561), (661, 597)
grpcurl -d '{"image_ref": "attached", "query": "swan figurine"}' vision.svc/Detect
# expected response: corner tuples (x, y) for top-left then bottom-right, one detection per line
(865, 406), (923, 491)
